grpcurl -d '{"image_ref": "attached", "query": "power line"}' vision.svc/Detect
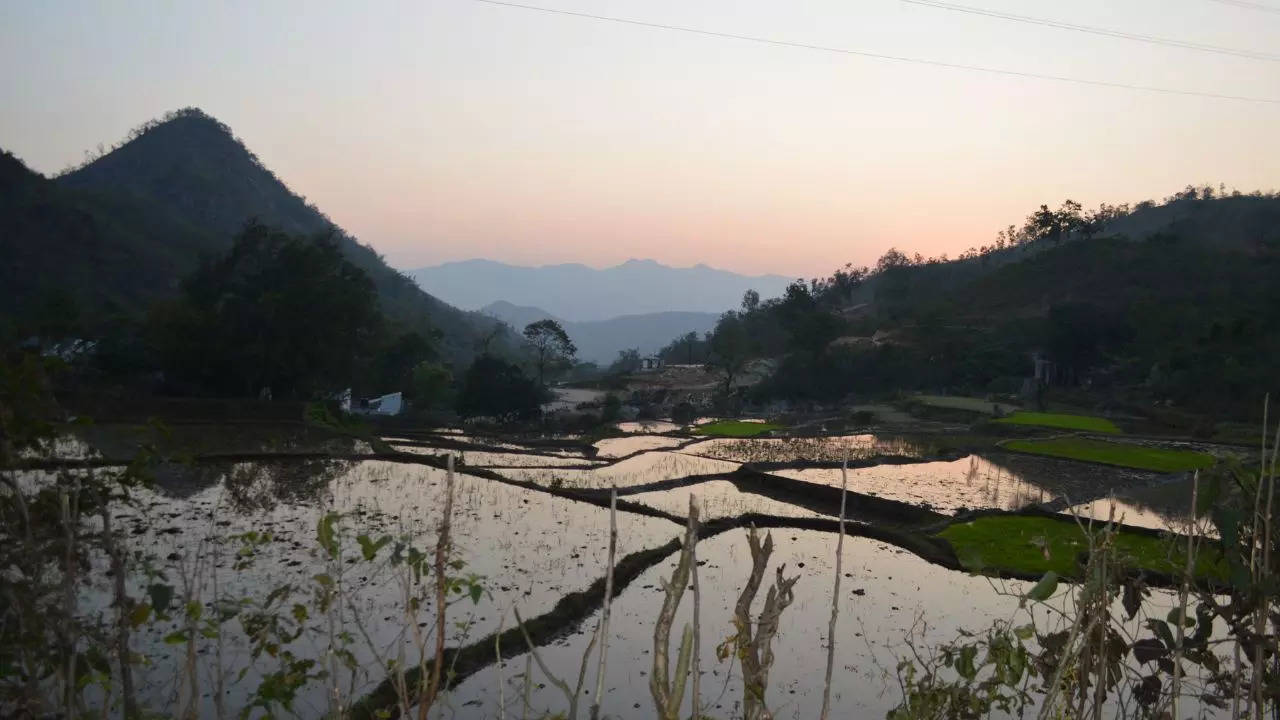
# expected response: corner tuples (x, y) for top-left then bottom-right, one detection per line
(901, 0), (1280, 62)
(469, 0), (1280, 105)
(1206, 0), (1280, 15)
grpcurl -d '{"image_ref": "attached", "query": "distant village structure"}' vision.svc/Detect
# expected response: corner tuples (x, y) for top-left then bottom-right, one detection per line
(357, 391), (403, 416)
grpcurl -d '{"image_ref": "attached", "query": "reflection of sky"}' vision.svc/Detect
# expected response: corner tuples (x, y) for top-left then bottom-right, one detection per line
(777, 452), (1151, 514)
(25, 459), (678, 716)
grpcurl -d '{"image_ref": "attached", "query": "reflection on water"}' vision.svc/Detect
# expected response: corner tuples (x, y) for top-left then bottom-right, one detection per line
(1069, 473), (1218, 535)
(776, 453), (1150, 515)
(391, 446), (605, 468)
(616, 420), (683, 434)
(220, 458), (353, 511)
(17, 434), (100, 460)
(447, 527), (1227, 719)
(495, 451), (740, 489)
(626, 480), (831, 521)
(25, 459), (678, 716)
(683, 434), (926, 463)
(447, 529), (1037, 719)
(14, 434), (1236, 718)
(593, 435), (688, 458)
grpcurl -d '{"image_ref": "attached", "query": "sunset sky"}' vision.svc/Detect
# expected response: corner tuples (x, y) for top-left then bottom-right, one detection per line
(2, 0), (1277, 277)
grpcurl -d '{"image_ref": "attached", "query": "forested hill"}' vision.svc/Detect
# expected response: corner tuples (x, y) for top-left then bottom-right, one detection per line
(698, 189), (1280, 418)
(2, 108), (506, 363)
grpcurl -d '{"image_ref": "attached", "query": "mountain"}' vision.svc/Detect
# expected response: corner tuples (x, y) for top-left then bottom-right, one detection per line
(480, 300), (718, 365)
(2, 108), (507, 362)
(745, 190), (1280, 417)
(408, 259), (794, 321)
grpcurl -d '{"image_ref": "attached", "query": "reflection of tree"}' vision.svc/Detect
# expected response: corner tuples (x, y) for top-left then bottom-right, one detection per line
(223, 459), (352, 512)
(967, 455), (1050, 511)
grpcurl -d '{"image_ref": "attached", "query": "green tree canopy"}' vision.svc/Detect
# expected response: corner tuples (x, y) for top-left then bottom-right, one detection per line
(455, 354), (547, 422)
(523, 318), (577, 385)
(152, 222), (379, 398)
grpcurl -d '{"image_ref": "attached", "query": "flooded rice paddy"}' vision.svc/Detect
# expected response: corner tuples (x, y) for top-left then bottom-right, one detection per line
(493, 451), (741, 489)
(774, 453), (1152, 515)
(592, 434), (691, 458)
(16, 426), (1234, 717)
(682, 434), (926, 463)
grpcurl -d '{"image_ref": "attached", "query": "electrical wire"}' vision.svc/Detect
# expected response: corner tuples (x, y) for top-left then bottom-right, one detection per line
(1205, 0), (1280, 15)
(901, 0), (1280, 62)
(469, 0), (1280, 105)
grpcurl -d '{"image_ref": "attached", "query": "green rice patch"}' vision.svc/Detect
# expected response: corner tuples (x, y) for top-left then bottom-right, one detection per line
(938, 514), (1223, 580)
(1003, 437), (1214, 473)
(994, 412), (1122, 434)
(693, 420), (783, 437)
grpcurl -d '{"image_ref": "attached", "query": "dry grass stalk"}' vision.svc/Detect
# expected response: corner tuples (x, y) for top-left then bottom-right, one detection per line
(819, 456), (850, 720)
(494, 613), (505, 720)
(1170, 470), (1199, 720)
(91, 486), (139, 719)
(650, 497), (700, 720)
(589, 485), (619, 720)
(733, 526), (799, 720)
(58, 483), (81, 716)
(419, 453), (457, 719)
(1253, 420), (1280, 719)
(691, 498), (703, 720)
(513, 605), (597, 720)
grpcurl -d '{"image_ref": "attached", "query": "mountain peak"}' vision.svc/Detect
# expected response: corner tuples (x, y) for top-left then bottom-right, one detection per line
(410, 259), (794, 321)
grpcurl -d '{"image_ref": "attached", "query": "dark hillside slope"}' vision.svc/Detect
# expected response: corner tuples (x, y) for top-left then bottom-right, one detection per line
(0, 149), (217, 315)
(50, 108), (504, 361)
(847, 193), (1280, 312)
(750, 193), (1280, 416)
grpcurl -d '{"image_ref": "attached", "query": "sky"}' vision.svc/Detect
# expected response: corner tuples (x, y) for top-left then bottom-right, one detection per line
(1, 0), (1277, 277)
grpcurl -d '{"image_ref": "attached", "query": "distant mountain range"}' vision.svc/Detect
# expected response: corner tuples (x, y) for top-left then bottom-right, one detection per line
(480, 301), (718, 365)
(408, 259), (794, 322)
(1, 108), (509, 363)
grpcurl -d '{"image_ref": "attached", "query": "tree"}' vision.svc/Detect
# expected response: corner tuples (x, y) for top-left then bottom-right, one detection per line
(741, 289), (761, 314)
(369, 330), (438, 396)
(780, 281), (841, 358)
(523, 319), (577, 385)
(707, 312), (751, 393)
(610, 348), (642, 375)
(601, 394), (623, 423)
(455, 354), (547, 422)
(151, 222), (378, 398)
(679, 331), (698, 363)
(409, 361), (452, 411)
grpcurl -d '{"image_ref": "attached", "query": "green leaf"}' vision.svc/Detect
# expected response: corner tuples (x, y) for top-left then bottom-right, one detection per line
(313, 573), (333, 588)
(1025, 571), (1059, 603)
(1146, 619), (1175, 649)
(1167, 607), (1194, 627)
(163, 631), (188, 645)
(357, 534), (391, 562)
(147, 583), (174, 614)
(956, 645), (978, 680)
(1013, 624), (1035, 641)
(1213, 506), (1241, 549)
(317, 513), (338, 557)
(469, 583), (483, 605)
(128, 603), (152, 628)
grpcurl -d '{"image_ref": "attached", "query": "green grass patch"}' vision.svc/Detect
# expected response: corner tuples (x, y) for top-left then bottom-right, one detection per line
(938, 514), (1223, 580)
(693, 420), (783, 437)
(994, 411), (1122, 434)
(1003, 437), (1214, 473)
